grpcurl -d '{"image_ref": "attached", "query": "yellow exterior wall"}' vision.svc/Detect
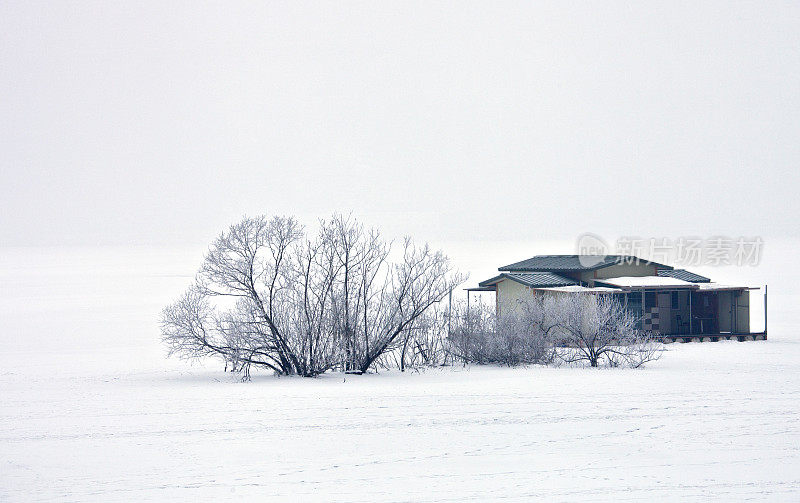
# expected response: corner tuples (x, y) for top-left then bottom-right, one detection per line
(495, 279), (535, 316)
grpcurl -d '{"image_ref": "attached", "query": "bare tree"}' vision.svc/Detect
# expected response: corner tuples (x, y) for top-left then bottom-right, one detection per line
(550, 294), (662, 368)
(342, 235), (466, 374)
(326, 214), (391, 372)
(160, 215), (328, 376)
(160, 214), (464, 377)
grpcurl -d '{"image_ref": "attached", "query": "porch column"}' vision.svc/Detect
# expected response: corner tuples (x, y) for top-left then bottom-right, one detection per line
(641, 289), (645, 328)
(689, 290), (693, 334)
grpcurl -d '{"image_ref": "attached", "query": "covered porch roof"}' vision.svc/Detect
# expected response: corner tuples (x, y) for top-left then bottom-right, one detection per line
(595, 276), (696, 289)
(595, 276), (758, 292)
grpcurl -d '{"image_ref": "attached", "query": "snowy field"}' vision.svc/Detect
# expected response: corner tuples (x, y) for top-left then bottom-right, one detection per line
(2, 246), (800, 502)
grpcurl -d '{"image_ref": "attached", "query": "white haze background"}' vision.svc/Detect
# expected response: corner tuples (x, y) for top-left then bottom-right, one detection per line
(2, 1), (799, 247)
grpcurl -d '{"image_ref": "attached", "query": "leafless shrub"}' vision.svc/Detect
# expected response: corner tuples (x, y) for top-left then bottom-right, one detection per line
(446, 302), (496, 365)
(442, 293), (662, 369)
(388, 303), (454, 371)
(619, 334), (664, 368)
(550, 294), (663, 368)
(446, 297), (556, 366)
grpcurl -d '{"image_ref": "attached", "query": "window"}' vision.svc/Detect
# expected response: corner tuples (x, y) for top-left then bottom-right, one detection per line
(671, 291), (680, 310)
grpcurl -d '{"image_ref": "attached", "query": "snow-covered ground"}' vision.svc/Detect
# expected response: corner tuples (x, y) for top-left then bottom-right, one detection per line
(2, 245), (799, 501)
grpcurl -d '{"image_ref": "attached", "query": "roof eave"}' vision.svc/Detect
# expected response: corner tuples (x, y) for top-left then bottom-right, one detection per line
(477, 274), (506, 288)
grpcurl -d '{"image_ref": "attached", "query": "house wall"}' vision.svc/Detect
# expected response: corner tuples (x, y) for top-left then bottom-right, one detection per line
(494, 280), (753, 336)
(496, 279), (535, 316)
(582, 263), (659, 284)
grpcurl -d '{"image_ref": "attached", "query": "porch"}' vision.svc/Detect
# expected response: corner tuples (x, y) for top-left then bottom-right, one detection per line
(597, 277), (767, 342)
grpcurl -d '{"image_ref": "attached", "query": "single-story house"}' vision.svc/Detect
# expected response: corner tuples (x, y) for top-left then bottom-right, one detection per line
(470, 255), (767, 342)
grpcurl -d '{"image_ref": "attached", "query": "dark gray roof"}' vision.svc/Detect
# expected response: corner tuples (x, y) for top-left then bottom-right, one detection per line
(499, 254), (672, 272)
(657, 269), (711, 283)
(479, 272), (579, 289)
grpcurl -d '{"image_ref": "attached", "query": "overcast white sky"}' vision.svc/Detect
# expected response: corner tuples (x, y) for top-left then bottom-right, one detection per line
(2, 1), (798, 247)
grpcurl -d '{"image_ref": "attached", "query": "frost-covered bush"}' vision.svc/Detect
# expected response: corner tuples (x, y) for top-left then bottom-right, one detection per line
(447, 299), (555, 366)
(445, 294), (662, 369)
